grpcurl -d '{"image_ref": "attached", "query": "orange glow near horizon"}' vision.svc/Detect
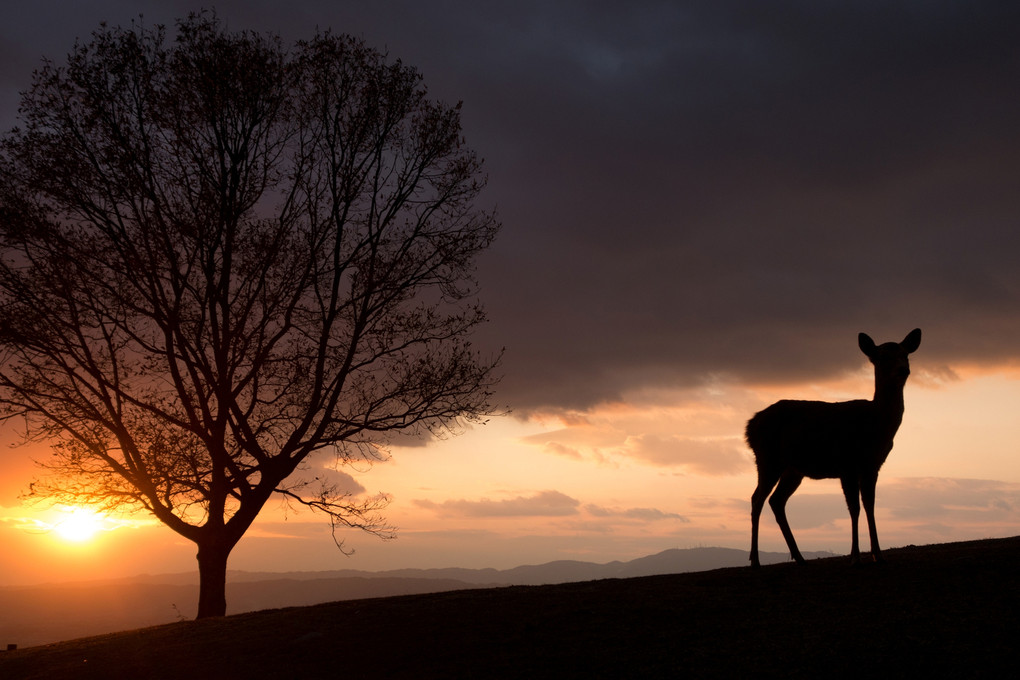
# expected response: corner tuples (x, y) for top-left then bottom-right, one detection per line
(3, 503), (153, 549)
(51, 506), (107, 543)
(0, 367), (1018, 586)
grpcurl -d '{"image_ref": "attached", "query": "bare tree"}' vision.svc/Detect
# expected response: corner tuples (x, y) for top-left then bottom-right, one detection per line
(0, 14), (500, 618)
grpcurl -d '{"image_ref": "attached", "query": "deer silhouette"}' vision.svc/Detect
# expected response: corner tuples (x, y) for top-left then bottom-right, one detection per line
(747, 328), (922, 568)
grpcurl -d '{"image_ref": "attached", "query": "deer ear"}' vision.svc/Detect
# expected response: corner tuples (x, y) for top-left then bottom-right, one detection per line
(901, 328), (922, 353)
(858, 332), (876, 357)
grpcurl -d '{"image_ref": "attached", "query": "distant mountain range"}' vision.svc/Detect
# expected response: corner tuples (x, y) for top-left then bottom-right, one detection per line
(230, 545), (834, 586)
(1, 546), (830, 648)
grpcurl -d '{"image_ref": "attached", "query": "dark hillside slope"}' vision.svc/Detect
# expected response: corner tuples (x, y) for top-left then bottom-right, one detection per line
(1, 537), (1017, 679)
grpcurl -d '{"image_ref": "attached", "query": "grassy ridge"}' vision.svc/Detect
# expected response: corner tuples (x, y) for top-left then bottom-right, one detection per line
(1, 536), (1016, 679)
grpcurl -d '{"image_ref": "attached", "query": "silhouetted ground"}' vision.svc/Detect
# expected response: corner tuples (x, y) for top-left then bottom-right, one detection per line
(1, 537), (1016, 679)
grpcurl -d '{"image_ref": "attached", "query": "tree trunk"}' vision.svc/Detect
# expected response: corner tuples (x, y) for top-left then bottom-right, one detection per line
(195, 539), (231, 619)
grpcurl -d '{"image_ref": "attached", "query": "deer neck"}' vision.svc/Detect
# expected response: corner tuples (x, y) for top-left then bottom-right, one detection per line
(872, 380), (906, 427)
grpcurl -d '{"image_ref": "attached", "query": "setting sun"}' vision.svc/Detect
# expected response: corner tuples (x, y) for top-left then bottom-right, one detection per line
(52, 507), (105, 543)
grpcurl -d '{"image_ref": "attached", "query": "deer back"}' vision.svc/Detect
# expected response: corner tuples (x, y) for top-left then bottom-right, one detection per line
(746, 398), (898, 480)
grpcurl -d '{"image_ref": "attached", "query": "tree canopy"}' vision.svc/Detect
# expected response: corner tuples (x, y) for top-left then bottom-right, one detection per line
(0, 14), (500, 618)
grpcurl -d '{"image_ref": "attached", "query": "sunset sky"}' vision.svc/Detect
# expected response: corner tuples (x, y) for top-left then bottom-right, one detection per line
(1, 1), (1019, 586)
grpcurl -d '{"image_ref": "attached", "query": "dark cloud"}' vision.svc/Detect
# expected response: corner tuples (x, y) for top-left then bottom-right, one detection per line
(3, 1), (1019, 414)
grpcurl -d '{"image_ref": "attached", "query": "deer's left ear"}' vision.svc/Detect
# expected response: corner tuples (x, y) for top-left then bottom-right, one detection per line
(901, 328), (921, 353)
(858, 332), (876, 358)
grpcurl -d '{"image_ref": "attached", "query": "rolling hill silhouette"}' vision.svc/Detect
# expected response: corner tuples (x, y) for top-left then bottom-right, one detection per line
(1, 537), (1016, 679)
(0, 546), (829, 647)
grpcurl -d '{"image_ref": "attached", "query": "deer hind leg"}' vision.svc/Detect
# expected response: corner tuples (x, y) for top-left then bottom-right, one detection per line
(750, 470), (781, 569)
(768, 470), (805, 564)
(860, 471), (883, 562)
(840, 476), (863, 564)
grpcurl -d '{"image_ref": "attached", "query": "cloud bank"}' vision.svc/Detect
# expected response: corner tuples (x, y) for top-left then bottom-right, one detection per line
(2, 2), (1018, 416)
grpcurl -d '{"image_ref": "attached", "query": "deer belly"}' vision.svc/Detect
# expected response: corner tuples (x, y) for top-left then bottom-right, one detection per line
(789, 439), (888, 480)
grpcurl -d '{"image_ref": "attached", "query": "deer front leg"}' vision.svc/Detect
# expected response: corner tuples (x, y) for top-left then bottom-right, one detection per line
(750, 477), (777, 569)
(861, 472), (883, 563)
(841, 477), (862, 564)
(769, 471), (805, 564)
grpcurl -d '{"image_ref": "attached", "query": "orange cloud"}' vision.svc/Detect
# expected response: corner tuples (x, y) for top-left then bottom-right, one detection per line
(621, 434), (750, 475)
(584, 504), (688, 522)
(414, 490), (580, 517)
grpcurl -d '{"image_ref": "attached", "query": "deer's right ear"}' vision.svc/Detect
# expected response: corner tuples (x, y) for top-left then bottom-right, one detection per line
(858, 332), (876, 357)
(901, 328), (922, 353)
